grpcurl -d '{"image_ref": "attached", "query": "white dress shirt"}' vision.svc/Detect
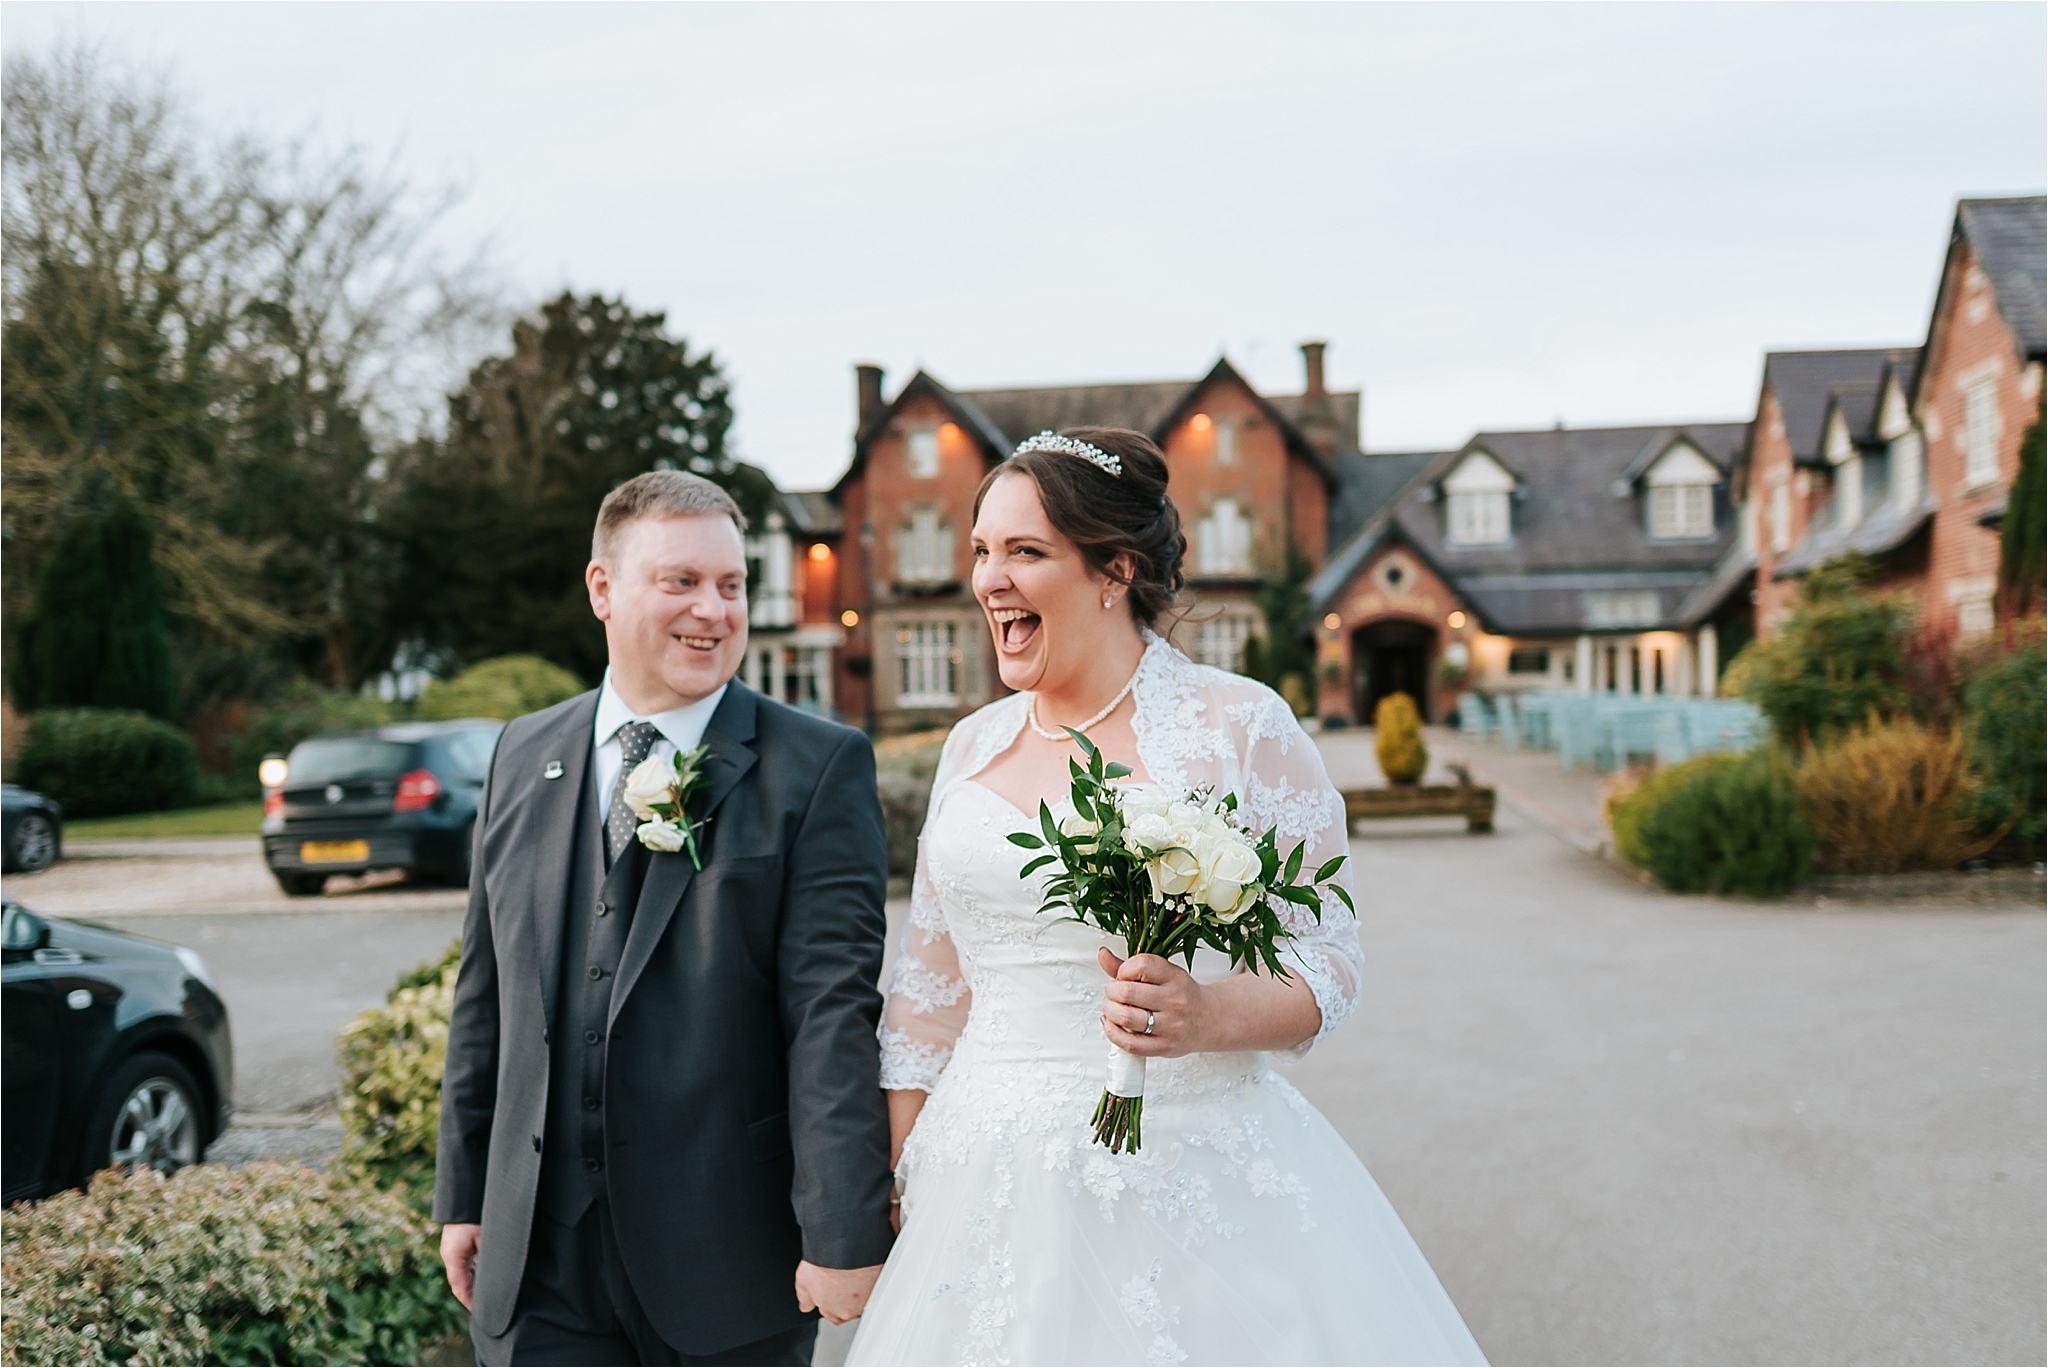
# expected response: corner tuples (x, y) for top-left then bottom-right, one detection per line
(592, 671), (730, 818)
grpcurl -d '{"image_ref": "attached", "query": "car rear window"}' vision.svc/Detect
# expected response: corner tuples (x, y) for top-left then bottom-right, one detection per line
(284, 738), (412, 785)
(443, 729), (500, 780)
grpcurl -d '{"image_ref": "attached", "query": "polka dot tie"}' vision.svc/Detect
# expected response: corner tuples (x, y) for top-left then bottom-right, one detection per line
(606, 722), (664, 865)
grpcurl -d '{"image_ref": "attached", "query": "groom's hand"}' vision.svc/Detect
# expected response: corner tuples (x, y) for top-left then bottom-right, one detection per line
(795, 1260), (883, 1324)
(440, 1223), (481, 1309)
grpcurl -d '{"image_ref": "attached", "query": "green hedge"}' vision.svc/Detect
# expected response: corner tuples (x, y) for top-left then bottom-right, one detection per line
(14, 708), (199, 818)
(0, 1162), (465, 1366)
(337, 941), (460, 1207)
(1612, 749), (1814, 896)
(1963, 640), (2046, 855)
(416, 655), (584, 723)
(226, 683), (397, 791)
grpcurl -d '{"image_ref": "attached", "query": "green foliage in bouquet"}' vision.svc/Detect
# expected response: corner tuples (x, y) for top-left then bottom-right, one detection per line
(0, 1162), (465, 1367)
(1008, 730), (1351, 1153)
(338, 940), (460, 1207)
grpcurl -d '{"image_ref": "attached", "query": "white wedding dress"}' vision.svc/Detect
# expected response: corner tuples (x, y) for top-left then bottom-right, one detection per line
(846, 635), (1485, 1367)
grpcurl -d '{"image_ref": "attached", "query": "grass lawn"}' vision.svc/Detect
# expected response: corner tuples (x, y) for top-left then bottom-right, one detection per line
(65, 801), (266, 840)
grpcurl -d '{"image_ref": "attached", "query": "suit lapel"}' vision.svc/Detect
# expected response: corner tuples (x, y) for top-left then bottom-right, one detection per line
(610, 683), (760, 1025)
(530, 693), (598, 1028)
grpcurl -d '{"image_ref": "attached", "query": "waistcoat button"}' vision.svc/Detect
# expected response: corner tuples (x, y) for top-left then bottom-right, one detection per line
(583, 1096), (600, 1111)
(587, 965), (603, 980)
(584, 1029), (601, 1045)
(595, 901), (608, 916)
(583, 1157), (602, 1173)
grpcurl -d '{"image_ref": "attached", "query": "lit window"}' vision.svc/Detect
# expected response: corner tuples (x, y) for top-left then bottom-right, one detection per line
(1196, 499), (1254, 575)
(907, 427), (941, 480)
(897, 621), (959, 706)
(896, 508), (954, 584)
(1963, 375), (2001, 487)
(1447, 491), (1510, 546)
(1194, 614), (1256, 672)
(1649, 484), (1714, 539)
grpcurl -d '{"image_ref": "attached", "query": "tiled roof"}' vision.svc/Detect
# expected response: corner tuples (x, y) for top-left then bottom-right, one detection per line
(1676, 541), (1757, 627)
(1774, 494), (1936, 578)
(777, 489), (841, 537)
(1328, 450), (1441, 551)
(1958, 196), (2046, 357)
(1760, 348), (1918, 466)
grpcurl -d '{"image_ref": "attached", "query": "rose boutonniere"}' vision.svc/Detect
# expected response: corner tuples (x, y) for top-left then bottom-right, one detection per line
(622, 743), (713, 868)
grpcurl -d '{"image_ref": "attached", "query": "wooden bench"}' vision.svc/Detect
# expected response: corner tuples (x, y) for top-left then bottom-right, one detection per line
(1341, 767), (1496, 833)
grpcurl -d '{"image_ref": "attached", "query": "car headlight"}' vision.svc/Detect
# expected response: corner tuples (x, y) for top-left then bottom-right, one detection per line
(174, 945), (217, 991)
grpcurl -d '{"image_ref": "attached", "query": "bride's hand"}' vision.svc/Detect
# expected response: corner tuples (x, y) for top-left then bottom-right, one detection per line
(1099, 948), (1214, 1058)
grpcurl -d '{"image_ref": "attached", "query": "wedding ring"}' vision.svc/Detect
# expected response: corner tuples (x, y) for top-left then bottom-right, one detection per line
(1144, 1011), (1156, 1036)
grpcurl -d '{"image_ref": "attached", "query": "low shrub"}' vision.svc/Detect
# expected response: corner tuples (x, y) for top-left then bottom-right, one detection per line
(1611, 749), (1813, 896)
(1960, 630), (2046, 857)
(1797, 717), (2001, 875)
(1742, 556), (1912, 745)
(416, 654), (585, 723)
(226, 682), (397, 788)
(0, 1161), (465, 1367)
(1374, 692), (1428, 785)
(14, 708), (199, 818)
(338, 940), (460, 1207)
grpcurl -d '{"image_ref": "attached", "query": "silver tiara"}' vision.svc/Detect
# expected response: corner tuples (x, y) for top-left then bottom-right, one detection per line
(1012, 430), (1121, 477)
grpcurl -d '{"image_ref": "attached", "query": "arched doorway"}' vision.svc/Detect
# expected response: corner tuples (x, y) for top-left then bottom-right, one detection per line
(1353, 619), (1437, 724)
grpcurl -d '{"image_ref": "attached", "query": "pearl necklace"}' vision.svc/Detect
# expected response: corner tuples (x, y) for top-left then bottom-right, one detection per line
(1027, 667), (1141, 743)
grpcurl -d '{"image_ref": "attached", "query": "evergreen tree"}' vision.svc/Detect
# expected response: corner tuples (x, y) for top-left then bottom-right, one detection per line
(1997, 399), (2044, 621)
(11, 498), (177, 718)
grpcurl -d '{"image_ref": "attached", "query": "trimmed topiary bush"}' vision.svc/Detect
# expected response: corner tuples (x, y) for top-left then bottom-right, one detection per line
(0, 1161), (465, 1367)
(14, 708), (199, 818)
(1611, 749), (1814, 896)
(416, 654), (584, 722)
(1742, 555), (1911, 745)
(1960, 631), (2046, 856)
(337, 940), (460, 1207)
(1374, 692), (1428, 785)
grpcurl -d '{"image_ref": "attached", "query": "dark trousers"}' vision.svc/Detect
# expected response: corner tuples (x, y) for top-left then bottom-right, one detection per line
(473, 1202), (817, 1366)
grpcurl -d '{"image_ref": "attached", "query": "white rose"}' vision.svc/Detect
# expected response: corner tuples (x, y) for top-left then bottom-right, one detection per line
(622, 755), (678, 819)
(1118, 785), (1173, 820)
(1124, 812), (1177, 855)
(1058, 813), (1102, 855)
(1148, 846), (1201, 899)
(636, 819), (687, 852)
(1202, 837), (1263, 915)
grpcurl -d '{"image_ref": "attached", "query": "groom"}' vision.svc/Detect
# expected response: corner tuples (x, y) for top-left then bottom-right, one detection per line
(435, 471), (895, 1364)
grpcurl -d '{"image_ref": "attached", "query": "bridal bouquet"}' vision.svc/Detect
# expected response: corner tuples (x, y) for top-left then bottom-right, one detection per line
(1009, 730), (1352, 1154)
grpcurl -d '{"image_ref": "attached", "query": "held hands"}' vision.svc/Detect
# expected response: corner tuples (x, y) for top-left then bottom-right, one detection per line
(440, 1223), (481, 1309)
(796, 1260), (884, 1324)
(1099, 948), (1215, 1058)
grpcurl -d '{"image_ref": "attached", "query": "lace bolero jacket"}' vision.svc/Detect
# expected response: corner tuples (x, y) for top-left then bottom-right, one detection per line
(878, 631), (1364, 1093)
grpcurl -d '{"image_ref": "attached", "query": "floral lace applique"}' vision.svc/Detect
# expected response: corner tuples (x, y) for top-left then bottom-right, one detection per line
(888, 956), (969, 1015)
(1119, 1260), (1188, 1367)
(1226, 694), (1298, 754)
(879, 1028), (952, 1092)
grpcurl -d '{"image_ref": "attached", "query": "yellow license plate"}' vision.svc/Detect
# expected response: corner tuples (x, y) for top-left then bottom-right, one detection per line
(300, 840), (370, 865)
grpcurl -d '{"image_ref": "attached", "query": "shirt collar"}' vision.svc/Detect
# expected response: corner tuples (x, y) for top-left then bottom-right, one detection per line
(594, 670), (731, 755)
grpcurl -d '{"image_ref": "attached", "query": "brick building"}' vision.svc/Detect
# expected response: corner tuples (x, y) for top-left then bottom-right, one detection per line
(1738, 196), (2044, 641)
(820, 348), (1353, 733)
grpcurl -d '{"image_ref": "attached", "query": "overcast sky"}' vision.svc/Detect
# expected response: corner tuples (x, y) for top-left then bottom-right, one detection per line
(5, 3), (2044, 490)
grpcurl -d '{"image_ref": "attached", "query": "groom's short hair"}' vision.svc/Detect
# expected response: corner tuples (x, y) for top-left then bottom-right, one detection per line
(593, 471), (748, 564)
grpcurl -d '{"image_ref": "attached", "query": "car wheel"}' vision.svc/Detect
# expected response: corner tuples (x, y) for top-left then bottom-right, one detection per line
(10, 814), (57, 873)
(274, 871), (328, 897)
(85, 1051), (206, 1180)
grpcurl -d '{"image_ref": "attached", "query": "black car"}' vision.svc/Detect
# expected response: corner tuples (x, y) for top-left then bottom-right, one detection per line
(2, 898), (234, 1203)
(261, 720), (502, 896)
(2, 785), (62, 874)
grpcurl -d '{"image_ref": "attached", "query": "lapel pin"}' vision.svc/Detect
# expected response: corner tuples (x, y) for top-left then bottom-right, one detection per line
(543, 761), (564, 780)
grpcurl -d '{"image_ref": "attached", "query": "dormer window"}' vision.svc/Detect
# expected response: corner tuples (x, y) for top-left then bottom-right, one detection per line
(1442, 450), (1514, 547)
(1642, 440), (1720, 541)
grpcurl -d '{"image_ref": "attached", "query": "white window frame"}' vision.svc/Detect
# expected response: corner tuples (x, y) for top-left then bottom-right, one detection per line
(906, 426), (941, 480)
(896, 621), (959, 707)
(1962, 371), (2001, 488)
(1768, 476), (1791, 553)
(1649, 484), (1714, 540)
(896, 508), (954, 584)
(1196, 498), (1254, 575)
(1215, 417), (1237, 467)
(1194, 612), (1257, 672)
(1832, 457), (1863, 530)
(745, 515), (796, 628)
(1447, 490), (1510, 546)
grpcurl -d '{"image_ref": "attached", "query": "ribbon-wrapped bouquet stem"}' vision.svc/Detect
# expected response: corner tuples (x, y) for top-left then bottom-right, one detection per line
(1009, 729), (1352, 1154)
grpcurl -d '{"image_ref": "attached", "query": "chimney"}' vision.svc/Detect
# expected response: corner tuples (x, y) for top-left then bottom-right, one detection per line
(1300, 341), (1328, 400)
(855, 364), (885, 427)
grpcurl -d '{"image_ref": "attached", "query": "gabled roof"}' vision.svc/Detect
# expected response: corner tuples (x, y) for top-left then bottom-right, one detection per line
(831, 370), (1010, 497)
(1137, 357), (1341, 489)
(1675, 541), (1757, 627)
(777, 489), (841, 537)
(1311, 421), (1750, 634)
(1773, 493), (1936, 578)
(1753, 348), (1919, 470)
(1615, 431), (1725, 491)
(1957, 195), (2047, 358)
(1823, 382), (1883, 455)
(1328, 450), (1443, 552)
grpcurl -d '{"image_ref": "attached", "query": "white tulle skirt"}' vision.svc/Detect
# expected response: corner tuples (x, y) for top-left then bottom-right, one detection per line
(845, 1049), (1486, 1367)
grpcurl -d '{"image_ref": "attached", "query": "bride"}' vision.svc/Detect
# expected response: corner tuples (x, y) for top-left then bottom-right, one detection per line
(845, 427), (1484, 1367)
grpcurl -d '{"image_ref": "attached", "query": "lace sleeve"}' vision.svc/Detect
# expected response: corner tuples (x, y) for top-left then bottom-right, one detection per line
(1230, 691), (1363, 1062)
(878, 733), (973, 1092)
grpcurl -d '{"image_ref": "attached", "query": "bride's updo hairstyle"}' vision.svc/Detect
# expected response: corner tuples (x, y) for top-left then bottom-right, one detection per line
(973, 426), (1186, 628)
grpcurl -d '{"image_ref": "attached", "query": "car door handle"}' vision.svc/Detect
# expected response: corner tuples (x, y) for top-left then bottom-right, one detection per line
(32, 948), (82, 966)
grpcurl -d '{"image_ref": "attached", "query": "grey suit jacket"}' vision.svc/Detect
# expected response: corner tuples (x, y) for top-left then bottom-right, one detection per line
(434, 682), (895, 1353)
